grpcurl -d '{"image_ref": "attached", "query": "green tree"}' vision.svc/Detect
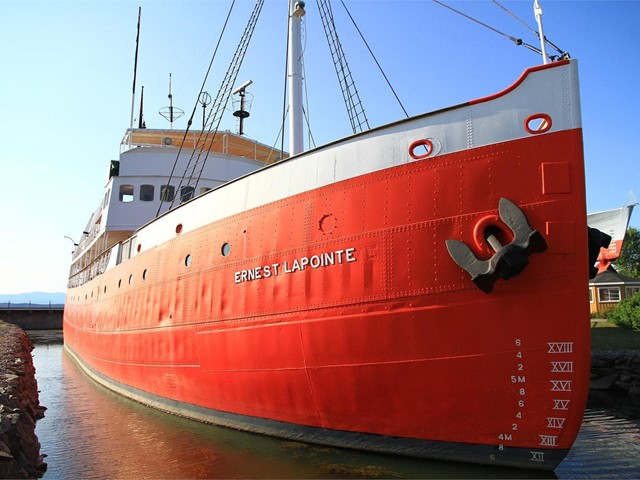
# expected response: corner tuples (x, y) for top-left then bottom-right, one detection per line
(615, 227), (640, 278)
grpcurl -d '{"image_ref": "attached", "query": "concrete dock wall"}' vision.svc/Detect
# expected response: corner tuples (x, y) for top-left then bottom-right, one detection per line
(0, 308), (63, 330)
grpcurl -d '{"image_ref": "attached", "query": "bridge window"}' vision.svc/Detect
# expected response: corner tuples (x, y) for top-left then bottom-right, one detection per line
(160, 185), (175, 202)
(140, 184), (155, 201)
(119, 184), (134, 202)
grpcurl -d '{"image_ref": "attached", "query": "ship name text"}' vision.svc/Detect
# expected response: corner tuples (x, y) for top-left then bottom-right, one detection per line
(234, 247), (357, 284)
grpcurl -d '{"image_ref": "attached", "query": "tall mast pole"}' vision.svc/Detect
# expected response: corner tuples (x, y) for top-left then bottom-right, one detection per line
(130, 7), (141, 129)
(533, 0), (548, 64)
(287, 0), (306, 155)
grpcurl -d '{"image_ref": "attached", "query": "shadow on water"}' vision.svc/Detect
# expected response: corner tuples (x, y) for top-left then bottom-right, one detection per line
(31, 336), (640, 479)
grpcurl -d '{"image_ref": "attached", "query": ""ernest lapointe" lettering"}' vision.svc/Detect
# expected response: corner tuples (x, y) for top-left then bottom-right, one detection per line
(234, 247), (357, 284)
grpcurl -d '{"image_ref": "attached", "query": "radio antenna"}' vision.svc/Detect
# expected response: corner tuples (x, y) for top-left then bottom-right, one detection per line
(129, 7), (141, 129)
(159, 73), (185, 129)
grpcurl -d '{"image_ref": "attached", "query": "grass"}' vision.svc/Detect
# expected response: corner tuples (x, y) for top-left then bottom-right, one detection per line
(591, 321), (640, 351)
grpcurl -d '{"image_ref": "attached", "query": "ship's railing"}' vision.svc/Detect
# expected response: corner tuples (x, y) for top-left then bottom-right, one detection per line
(120, 128), (284, 165)
(67, 247), (114, 289)
(73, 222), (102, 260)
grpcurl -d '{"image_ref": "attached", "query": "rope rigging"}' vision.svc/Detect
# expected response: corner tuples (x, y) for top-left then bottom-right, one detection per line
(338, 0), (408, 119)
(154, 0), (572, 212)
(432, 0), (569, 61)
(491, 0), (568, 59)
(156, 0), (237, 216)
(316, 0), (369, 134)
(157, 0), (265, 215)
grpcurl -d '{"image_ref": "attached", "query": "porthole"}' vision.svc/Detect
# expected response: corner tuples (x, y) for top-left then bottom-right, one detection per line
(128, 274), (133, 285)
(118, 279), (122, 288)
(221, 243), (231, 257)
(104, 286), (107, 293)
(137, 244), (142, 253)
(524, 113), (552, 134)
(185, 254), (192, 267)
(143, 269), (148, 280)
(409, 139), (433, 160)
(175, 223), (183, 235)
(409, 137), (441, 160)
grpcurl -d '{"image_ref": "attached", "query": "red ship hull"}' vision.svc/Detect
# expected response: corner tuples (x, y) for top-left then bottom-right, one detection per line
(64, 60), (590, 469)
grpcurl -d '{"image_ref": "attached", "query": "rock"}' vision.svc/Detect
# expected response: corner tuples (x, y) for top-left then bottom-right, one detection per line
(0, 321), (47, 478)
(590, 372), (619, 390)
(591, 351), (640, 421)
(620, 373), (633, 383)
(613, 381), (632, 393)
(592, 357), (612, 368)
(587, 389), (618, 409)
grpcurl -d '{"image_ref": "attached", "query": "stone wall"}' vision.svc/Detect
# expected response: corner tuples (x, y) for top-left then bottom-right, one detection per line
(588, 351), (640, 420)
(0, 321), (46, 478)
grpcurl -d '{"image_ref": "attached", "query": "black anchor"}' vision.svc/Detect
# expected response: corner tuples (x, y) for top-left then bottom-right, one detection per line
(445, 198), (548, 293)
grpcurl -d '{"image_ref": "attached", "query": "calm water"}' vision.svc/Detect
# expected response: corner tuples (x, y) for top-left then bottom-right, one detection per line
(31, 336), (640, 479)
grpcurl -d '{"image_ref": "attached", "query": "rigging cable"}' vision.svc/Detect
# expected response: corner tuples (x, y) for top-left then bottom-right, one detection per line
(168, 0), (265, 211)
(491, 0), (568, 59)
(431, 0), (544, 57)
(317, 0), (369, 134)
(156, 0), (237, 217)
(339, 0), (408, 119)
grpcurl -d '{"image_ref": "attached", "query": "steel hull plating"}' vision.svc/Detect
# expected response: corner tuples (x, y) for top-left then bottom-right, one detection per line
(64, 61), (589, 469)
(64, 343), (571, 469)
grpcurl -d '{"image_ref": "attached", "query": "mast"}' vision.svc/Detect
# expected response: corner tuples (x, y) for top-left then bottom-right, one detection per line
(130, 7), (141, 129)
(287, 0), (306, 155)
(533, 0), (548, 64)
(138, 85), (145, 128)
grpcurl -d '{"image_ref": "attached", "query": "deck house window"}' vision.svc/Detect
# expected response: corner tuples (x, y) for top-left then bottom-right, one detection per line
(160, 185), (175, 202)
(180, 186), (195, 203)
(140, 184), (155, 201)
(119, 184), (134, 203)
(598, 287), (621, 303)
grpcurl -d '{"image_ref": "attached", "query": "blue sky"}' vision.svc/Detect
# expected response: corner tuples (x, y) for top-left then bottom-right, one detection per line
(1, 0), (639, 296)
